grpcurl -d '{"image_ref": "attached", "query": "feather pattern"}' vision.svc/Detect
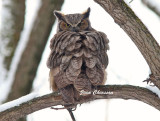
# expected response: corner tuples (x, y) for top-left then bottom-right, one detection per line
(47, 31), (109, 92)
(47, 9), (109, 104)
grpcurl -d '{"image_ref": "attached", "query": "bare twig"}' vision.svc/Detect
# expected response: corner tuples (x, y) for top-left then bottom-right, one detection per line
(129, 0), (133, 3)
(51, 106), (76, 120)
(94, 0), (160, 89)
(142, 0), (160, 17)
(0, 85), (160, 121)
(67, 109), (76, 121)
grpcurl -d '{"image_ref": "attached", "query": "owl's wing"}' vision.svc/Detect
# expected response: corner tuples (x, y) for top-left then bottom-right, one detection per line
(47, 31), (82, 90)
(47, 31), (67, 69)
(85, 31), (109, 68)
(47, 31), (80, 69)
(98, 31), (109, 68)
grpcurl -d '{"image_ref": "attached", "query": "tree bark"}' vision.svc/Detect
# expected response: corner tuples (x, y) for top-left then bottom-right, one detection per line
(94, 0), (160, 89)
(1, 0), (25, 70)
(142, 0), (160, 18)
(0, 85), (159, 121)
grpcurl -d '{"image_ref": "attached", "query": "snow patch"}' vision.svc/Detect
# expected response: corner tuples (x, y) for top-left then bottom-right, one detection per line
(146, 86), (160, 98)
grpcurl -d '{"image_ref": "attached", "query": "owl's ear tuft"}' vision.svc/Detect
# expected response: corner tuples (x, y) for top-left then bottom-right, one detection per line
(54, 10), (64, 20)
(83, 7), (91, 19)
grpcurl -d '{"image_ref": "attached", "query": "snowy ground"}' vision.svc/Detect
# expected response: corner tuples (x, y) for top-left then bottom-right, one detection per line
(0, 0), (160, 121)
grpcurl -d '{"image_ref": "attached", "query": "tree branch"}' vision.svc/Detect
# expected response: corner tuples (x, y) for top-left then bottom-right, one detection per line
(93, 0), (160, 89)
(0, 85), (160, 121)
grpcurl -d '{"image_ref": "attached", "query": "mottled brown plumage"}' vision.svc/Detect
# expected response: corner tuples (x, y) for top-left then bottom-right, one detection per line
(47, 8), (109, 105)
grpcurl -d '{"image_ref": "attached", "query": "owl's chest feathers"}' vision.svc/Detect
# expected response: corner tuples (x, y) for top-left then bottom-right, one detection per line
(61, 34), (96, 67)
(52, 31), (107, 70)
(65, 39), (94, 57)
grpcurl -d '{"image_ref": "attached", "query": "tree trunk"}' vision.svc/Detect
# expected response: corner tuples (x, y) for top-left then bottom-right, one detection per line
(1, 0), (25, 70)
(6, 0), (64, 120)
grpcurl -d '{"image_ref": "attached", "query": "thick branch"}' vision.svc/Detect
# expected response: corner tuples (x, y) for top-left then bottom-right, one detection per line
(0, 85), (160, 121)
(93, 0), (160, 89)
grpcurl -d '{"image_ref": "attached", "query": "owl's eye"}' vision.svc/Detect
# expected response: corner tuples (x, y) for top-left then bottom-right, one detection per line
(60, 21), (71, 30)
(65, 23), (71, 27)
(78, 19), (88, 30)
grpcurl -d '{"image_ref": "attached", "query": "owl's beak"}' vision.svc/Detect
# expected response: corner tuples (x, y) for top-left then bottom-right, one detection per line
(71, 27), (79, 32)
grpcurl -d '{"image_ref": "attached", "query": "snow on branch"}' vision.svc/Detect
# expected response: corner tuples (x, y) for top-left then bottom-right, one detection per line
(0, 85), (160, 121)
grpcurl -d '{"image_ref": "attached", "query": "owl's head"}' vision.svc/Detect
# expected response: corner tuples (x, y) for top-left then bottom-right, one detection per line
(54, 8), (93, 32)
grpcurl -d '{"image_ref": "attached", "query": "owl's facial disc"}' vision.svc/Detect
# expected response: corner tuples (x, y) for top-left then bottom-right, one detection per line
(71, 27), (78, 32)
(55, 7), (91, 32)
(59, 18), (89, 32)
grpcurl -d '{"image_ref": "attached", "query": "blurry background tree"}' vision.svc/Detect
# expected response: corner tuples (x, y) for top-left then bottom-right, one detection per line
(1, 0), (25, 70)
(0, 0), (160, 121)
(142, 0), (160, 17)
(0, 0), (64, 121)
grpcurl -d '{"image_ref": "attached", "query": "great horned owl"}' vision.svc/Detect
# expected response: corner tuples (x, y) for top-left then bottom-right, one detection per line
(47, 8), (109, 106)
